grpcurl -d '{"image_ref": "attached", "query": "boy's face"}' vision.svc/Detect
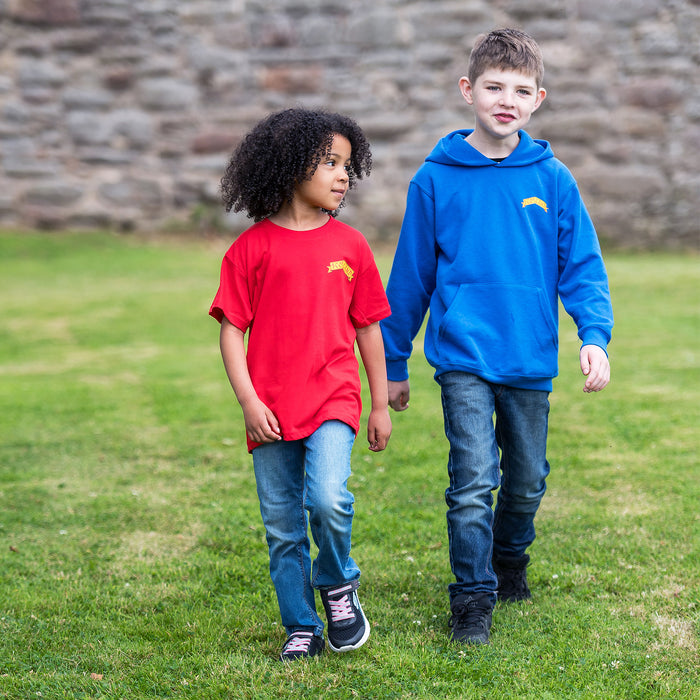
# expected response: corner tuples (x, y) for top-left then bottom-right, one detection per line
(459, 68), (546, 153)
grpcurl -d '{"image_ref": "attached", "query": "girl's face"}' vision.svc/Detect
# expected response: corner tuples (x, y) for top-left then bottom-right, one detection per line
(295, 134), (352, 213)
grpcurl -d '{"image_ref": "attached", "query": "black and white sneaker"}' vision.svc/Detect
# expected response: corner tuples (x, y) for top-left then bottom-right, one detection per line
(279, 631), (325, 662)
(320, 579), (370, 652)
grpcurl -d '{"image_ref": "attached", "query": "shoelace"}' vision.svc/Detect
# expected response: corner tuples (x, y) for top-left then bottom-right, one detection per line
(450, 601), (488, 630)
(327, 593), (355, 622)
(284, 633), (313, 653)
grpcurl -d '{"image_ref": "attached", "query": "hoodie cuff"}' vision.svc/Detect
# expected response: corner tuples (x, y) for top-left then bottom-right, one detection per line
(386, 359), (410, 383)
(580, 328), (610, 355)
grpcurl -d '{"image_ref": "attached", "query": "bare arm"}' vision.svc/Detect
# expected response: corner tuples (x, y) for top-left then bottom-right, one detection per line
(355, 322), (392, 451)
(219, 317), (281, 443)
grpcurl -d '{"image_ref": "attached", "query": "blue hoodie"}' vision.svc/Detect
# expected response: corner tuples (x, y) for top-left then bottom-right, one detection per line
(381, 129), (613, 392)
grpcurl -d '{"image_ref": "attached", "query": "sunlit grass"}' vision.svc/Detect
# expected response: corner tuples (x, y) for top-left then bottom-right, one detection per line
(0, 232), (698, 699)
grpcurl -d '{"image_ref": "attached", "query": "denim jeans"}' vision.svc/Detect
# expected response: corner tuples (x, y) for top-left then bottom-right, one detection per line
(252, 420), (360, 636)
(436, 372), (550, 603)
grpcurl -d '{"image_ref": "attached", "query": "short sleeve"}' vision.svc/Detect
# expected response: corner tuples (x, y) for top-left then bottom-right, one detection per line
(349, 240), (391, 328)
(209, 246), (254, 331)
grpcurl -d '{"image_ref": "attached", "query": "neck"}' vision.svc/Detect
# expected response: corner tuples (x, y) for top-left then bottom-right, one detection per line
(466, 130), (519, 159)
(270, 203), (329, 231)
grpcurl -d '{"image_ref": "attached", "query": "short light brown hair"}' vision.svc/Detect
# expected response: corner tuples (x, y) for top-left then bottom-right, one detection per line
(468, 28), (544, 88)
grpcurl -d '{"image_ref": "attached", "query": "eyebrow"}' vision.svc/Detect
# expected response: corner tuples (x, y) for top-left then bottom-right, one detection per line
(484, 79), (535, 89)
(327, 151), (351, 162)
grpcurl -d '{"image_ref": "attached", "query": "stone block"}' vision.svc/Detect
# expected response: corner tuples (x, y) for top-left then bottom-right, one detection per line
(23, 181), (84, 206)
(1, 139), (58, 177)
(536, 111), (613, 144)
(259, 64), (324, 94)
(17, 58), (67, 88)
(103, 67), (135, 91)
(621, 77), (683, 112)
(7, 0), (81, 25)
(137, 78), (199, 110)
(62, 87), (113, 110)
(576, 0), (660, 24)
(98, 177), (163, 213)
(66, 111), (112, 145)
(577, 163), (667, 200)
(191, 130), (240, 154)
(109, 109), (154, 149)
(76, 148), (133, 166)
(21, 204), (71, 229)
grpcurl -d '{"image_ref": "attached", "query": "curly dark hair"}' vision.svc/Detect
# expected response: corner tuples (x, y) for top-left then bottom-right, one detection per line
(220, 107), (372, 221)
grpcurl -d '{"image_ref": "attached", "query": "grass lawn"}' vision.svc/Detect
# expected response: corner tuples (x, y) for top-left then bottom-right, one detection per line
(0, 231), (698, 699)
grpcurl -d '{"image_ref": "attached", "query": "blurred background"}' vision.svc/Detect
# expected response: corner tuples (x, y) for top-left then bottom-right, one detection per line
(0, 0), (698, 249)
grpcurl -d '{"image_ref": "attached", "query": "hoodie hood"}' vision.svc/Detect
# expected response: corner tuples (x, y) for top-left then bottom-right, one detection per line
(425, 129), (554, 168)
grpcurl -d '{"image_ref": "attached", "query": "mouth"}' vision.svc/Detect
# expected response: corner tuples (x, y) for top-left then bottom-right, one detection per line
(494, 113), (516, 123)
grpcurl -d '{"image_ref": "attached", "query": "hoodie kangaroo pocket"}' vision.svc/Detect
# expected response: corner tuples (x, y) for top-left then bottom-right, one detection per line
(437, 283), (559, 378)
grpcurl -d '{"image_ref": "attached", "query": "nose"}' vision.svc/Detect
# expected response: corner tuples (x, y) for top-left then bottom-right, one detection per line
(499, 90), (515, 107)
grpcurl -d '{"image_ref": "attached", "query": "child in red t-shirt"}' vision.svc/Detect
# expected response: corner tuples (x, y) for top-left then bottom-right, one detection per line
(209, 108), (391, 662)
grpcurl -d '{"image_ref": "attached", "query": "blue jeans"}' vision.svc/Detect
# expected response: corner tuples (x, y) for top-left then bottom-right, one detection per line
(252, 420), (360, 636)
(436, 372), (550, 603)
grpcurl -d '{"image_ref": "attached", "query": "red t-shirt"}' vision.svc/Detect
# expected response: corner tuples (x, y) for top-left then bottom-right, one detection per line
(210, 217), (391, 452)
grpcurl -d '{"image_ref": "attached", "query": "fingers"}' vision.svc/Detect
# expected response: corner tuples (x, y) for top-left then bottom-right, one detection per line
(245, 406), (282, 443)
(247, 424), (281, 443)
(388, 392), (409, 412)
(580, 345), (611, 393)
(388, 380), (410, 411)
(583, 367), (610, 393)
(367, 411), (392, 452)
(368, 432), (390, 452)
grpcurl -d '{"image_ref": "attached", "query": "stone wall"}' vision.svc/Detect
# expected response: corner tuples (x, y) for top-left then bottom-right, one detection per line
(0, 0), (698, 248)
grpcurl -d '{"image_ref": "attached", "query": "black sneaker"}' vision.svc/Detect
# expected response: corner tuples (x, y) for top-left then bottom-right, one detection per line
(449, 593), (493, 645)
(319, 579), (370, 652)
(279, 631), (325, 662)
(493, 554), (531, 602)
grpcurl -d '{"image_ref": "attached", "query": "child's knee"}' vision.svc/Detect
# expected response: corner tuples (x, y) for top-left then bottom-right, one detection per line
(308, 488), (354, 526)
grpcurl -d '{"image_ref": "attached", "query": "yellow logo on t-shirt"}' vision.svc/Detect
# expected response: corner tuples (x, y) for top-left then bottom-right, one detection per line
(328, 260), (354, 281)
(522, 196), (548, 212)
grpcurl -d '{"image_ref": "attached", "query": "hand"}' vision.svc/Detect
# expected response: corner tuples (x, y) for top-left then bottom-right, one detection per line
(580, 344), (610, 393)
(367, 408), (392, 452)
(388, 379), (410, 411)
(240, 396), (282, 443)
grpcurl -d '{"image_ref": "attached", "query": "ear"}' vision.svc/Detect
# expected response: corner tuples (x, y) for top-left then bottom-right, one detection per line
(458, 76), (474, 105)
(532, 87), (547, 112)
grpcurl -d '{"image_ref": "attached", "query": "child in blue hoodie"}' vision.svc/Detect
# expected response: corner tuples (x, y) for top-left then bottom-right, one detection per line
(380, 28), (614, 645)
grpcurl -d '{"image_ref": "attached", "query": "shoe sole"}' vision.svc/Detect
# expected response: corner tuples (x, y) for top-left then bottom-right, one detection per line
(328, 617), (370, 653)
(450, 632), (490, 645)
(497, 593), (532, 602)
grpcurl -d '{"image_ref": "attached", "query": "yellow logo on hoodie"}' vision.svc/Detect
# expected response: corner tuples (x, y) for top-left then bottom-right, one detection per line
(522, 197), (548, 213)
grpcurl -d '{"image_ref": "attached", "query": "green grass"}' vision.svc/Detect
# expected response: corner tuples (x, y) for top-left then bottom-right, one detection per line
(0, 231), (698, 699)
